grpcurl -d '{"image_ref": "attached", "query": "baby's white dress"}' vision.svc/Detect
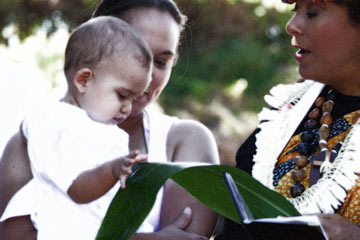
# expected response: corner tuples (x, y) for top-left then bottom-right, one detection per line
(1, 101), (131, 239)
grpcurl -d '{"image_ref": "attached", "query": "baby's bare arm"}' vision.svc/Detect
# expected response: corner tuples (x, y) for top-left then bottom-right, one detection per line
(68, 151), (147, 203)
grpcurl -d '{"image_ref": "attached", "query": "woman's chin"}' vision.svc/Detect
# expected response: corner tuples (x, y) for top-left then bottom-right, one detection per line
(299, 71), (324, 84)
(298, 69), (316, 82)
(131, 96), (152, 116)
(130, 105), (147, 117)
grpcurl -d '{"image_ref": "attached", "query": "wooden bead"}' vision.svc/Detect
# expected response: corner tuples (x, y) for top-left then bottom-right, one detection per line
(308, 107), (321, 119)
(304, 119), (318, 130)
(290, 184), (305, 197)
(297, 142), (311, 156)
(292, 169), (306, 182)
(322, 100), (334, 113)
(318, 125), (330, 140)
(320, 113), (333, 125)
(294, 155), (308, 168)
(301, 131), (315, 143)
(315, 97), (325, 107)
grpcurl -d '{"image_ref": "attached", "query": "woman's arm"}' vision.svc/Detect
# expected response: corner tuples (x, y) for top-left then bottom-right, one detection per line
(0, 215), (37, 240)
(0, 132), (32, 216)
(167, 120), (220, 166)
(0, 132), (37, 239)
(160, 120), (219, 237)
(129, 119), (218, 240)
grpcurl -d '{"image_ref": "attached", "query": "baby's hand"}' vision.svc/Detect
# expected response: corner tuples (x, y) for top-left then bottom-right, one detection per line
(111, 151), (147, 189)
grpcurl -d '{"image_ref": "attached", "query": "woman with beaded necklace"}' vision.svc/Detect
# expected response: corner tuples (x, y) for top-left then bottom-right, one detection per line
(215, 0), (360, 239)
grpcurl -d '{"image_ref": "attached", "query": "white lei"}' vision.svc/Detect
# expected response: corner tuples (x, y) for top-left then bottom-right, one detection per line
(252, 80), (360, 214)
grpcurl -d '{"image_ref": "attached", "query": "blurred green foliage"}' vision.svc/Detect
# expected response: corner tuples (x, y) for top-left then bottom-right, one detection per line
(0, 0), (298, 114)
(164, 0), (298, 113)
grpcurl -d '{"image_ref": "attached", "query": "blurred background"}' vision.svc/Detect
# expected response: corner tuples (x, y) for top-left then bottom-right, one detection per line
(0, 0), (300, 166)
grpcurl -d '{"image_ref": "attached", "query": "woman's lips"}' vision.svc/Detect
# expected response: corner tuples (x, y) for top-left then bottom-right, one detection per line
(295, 48), (311, 62)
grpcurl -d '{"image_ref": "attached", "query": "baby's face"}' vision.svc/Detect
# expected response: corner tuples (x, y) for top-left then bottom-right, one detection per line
(79, 53), (151, 125)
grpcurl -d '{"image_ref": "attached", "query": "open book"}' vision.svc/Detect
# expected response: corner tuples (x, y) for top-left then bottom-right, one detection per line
(222, 171), (329, 240)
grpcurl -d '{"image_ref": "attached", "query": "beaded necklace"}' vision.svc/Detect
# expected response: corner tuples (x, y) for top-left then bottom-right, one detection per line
(253, 80), (360, 214)
(290, 88), (340, 197)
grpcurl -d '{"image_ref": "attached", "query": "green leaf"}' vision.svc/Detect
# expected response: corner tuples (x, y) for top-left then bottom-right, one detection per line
(96, 163), (300, 240)
(96, 162), (186, 240)
(171, 165), (300, 223)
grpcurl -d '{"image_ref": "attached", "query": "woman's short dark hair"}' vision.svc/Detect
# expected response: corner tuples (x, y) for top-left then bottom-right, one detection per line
(92, 0), (187, 31)
(336, 0), (360, 25)
(283, 0), (360, 25)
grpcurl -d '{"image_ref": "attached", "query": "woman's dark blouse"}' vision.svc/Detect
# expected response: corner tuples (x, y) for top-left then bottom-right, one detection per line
(214, 91), (360, 240)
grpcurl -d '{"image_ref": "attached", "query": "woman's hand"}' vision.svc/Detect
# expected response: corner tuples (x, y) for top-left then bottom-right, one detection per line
(131, 207), (208, 240)
(317, 213), (360, 240)
(157, 207), (208, 240)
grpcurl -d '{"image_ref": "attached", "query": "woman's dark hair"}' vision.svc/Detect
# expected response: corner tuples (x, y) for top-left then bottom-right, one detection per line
(335, 0), (360, 25)
(92, 0), (187, 31)
(283, 0), (360, 25)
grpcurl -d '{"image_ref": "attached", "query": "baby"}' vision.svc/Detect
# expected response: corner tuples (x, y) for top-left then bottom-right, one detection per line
(1, 16), (152, 239)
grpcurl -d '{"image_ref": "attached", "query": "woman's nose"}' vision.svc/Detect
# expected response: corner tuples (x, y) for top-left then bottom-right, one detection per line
(286, 14), (304, 37)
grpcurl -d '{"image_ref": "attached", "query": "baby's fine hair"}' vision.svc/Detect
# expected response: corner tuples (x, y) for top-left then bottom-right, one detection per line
(64, 16), (152, 76)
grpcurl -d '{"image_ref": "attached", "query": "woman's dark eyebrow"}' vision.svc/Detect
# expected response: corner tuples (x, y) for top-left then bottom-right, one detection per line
(117, 87), (136, 96)
(162, 50), (175, 56)
(307, 1), (325, 10)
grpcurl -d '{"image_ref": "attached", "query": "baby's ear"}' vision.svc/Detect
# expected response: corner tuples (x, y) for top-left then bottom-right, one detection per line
(74, 68), (93, 93)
